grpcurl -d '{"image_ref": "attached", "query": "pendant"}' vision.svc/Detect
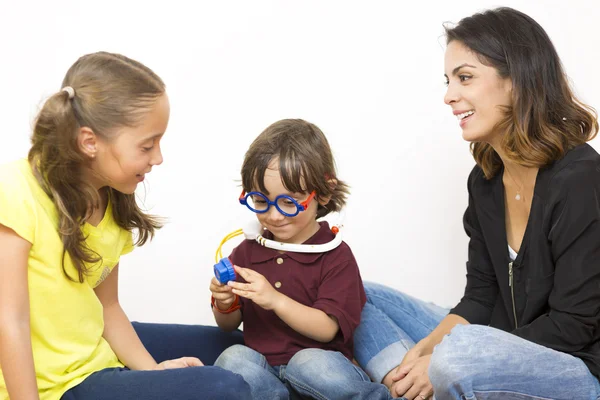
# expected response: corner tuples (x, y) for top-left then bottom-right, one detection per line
(515, 193), (521, 201)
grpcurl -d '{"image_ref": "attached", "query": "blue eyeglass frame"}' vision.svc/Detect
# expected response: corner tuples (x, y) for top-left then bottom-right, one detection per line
(239, 190), (317, 217)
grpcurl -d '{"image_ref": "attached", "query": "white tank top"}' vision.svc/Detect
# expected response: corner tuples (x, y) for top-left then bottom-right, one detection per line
(508, 245), (518, 261)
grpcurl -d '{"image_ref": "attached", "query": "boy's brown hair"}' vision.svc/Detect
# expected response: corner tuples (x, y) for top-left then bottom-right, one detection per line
(241, 119), (349, 218)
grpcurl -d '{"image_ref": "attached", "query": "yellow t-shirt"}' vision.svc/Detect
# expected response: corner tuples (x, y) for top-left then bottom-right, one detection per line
(0, 159), (134, 400)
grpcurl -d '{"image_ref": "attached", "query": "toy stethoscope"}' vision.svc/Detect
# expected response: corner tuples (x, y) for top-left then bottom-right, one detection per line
(213, 212), (345, 284)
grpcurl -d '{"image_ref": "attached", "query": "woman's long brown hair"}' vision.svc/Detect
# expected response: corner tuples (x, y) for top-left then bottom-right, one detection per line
(446, 7), (598, 178)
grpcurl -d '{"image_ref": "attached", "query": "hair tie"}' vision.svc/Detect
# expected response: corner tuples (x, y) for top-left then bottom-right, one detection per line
(61, 86), (75, 99)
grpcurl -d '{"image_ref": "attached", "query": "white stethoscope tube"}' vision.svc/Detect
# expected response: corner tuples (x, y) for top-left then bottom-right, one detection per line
(242, 211), (345, 253)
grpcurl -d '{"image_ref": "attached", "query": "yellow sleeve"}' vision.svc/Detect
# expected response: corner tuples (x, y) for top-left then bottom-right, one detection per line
(120, 230), (135, 256)
(0, 163), (36, 243)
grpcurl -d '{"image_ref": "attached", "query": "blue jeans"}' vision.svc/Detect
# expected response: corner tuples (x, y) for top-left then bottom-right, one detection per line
(354, 282), (600, 399)
(61, 322), (252, 400)
(214, 344), (394, 400)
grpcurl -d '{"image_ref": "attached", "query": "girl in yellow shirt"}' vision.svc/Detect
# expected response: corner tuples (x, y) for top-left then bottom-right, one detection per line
(0, 52), (250, 400)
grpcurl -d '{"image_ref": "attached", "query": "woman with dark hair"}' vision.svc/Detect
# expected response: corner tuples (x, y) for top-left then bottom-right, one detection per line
(354, 7), (600, 400)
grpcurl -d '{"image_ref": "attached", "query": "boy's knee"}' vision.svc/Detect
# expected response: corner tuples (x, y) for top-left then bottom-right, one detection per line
(287, 349), (329, 378)
(214, 344), (252, 368)
(288, 348), (329, 369)
(287, 349), (349, 383)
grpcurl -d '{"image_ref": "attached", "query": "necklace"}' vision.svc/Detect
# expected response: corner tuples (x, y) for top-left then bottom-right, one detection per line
(504, 167), (524, 201)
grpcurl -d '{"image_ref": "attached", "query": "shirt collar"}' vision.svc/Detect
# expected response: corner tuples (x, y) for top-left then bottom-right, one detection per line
(249, 221), (335, 264)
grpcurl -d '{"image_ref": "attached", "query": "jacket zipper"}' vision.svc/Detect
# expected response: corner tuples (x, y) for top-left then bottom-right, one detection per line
(509, 261), (518, 328)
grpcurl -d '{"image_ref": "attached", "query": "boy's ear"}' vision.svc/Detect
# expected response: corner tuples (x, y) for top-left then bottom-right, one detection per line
(318, 178), (338, 206)
(77, 127), (98, 159)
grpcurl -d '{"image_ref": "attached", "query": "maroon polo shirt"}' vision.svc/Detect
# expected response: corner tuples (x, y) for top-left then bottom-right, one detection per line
(229, 221), (366, 366)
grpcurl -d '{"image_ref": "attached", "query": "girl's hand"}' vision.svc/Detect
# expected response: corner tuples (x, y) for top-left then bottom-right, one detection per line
(154, 357), (203, 370)
(228, 266), (282, 310)
(391, 354), (433, 400)
(209, 277), (236, 309)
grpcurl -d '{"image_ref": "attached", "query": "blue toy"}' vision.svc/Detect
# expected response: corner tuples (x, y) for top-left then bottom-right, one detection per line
(214, 258), (236, 284)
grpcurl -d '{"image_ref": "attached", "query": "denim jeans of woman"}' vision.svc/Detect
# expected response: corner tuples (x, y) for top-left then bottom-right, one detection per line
(353, 282), (600, 400)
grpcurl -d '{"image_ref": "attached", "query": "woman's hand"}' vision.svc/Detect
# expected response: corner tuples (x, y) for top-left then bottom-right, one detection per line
(383, 340), (426, 388)
(154, 357), (203, 370)
(209, 277), (236, 310)
(396, 343), (425, 374)
(391, 354), (433, 400)
(227, 266), (282, 310)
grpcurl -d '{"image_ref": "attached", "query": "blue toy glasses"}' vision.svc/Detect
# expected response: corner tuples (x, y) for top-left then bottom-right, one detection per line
(239, 190), (317, 217)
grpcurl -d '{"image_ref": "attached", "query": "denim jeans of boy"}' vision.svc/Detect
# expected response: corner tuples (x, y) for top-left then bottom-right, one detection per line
(214, 344), (394, 399)
(354, 282), (600, 400)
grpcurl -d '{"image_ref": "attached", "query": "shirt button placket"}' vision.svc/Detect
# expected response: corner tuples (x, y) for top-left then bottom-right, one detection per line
(274, 257), (284, 289)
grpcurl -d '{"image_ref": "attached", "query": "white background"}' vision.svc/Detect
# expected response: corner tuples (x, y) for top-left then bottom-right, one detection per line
(1, 1), (598, 326)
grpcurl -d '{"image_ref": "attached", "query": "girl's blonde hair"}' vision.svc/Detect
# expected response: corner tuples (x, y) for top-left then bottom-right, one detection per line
(29, 52), (165, 282)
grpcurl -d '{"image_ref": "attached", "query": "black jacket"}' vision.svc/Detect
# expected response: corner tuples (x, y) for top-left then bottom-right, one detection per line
(450, 143), (600, 378)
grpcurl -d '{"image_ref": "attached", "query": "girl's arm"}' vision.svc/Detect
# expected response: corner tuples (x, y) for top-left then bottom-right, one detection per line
(0, 223), (39, 399)
(94, 264), (159, 370)
(95, 264), (203, 370)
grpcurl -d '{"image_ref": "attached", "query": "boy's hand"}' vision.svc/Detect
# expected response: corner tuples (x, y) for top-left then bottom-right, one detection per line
(228, 266), (283, 310)
(209, 277), (236, 310)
